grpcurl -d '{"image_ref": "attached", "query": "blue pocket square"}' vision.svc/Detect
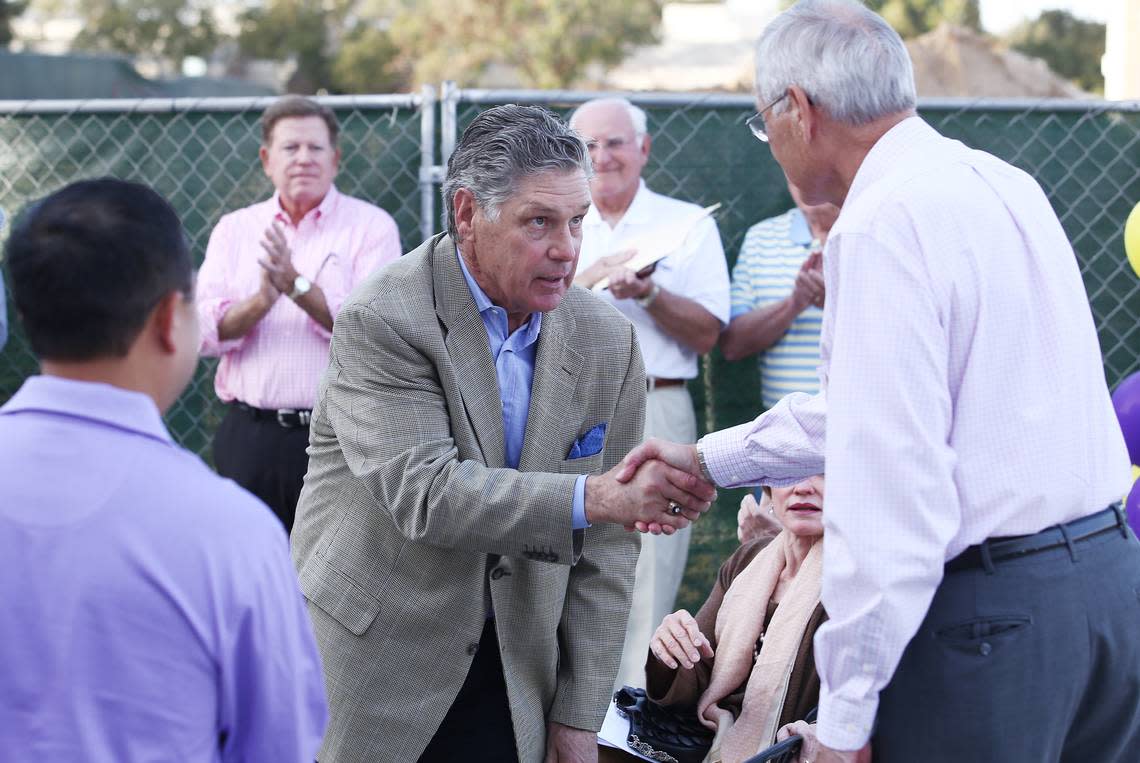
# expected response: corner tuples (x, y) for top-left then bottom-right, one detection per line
(567, 422), (607, 459)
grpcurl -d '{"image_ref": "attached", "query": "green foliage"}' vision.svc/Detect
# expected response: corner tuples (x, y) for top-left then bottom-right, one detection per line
(867, 0), (980, 37)
(330, 23), (407, 95)
(237, 0), (331, 93)
(779, 0), (981, 38)
(237, 0), (406, 94)
(389, 0), (663, 89)
(1006, 10), (1105, 94)
(72, 0), (217, 70)
(1, 0), (28, 47)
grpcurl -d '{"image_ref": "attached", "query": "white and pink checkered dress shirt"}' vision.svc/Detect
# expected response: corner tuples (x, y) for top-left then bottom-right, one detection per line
(702, 117), (1130, 750)
(196, 186), (401, 410)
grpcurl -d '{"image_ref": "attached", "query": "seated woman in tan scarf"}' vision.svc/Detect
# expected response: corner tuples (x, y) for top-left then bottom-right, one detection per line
(644, 475), (826, 763)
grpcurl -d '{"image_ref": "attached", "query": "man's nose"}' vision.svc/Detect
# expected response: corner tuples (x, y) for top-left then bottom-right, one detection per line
(548, 225), (577, 261)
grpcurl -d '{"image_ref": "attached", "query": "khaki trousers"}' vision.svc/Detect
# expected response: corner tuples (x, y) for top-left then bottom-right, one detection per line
(613, 384), (697, 690)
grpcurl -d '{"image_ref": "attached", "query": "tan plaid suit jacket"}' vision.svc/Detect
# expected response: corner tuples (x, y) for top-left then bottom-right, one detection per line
(292, 234), (646, 762)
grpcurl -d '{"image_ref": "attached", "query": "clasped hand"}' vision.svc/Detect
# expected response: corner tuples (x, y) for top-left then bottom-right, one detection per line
(585, 438), (717, 534)
(258, 222), (300, 296)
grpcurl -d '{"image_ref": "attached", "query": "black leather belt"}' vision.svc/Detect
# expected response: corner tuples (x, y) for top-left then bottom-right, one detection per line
(647, 377), (686, 390)
(233, 401), (312, 428)
(945, 502), (1128, 574)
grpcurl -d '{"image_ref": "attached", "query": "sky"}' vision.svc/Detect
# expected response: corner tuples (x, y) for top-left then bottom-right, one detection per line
(980, 0), (1110, 33)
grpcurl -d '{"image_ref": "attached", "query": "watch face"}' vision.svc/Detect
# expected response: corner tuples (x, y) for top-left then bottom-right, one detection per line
(291, 276), (312, 299)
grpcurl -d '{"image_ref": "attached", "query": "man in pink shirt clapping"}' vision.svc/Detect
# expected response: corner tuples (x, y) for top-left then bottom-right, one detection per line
(196, 96), (402, 532)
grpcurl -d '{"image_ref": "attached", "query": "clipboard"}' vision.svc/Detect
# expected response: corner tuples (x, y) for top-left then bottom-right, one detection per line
(592, 203), (721, 291)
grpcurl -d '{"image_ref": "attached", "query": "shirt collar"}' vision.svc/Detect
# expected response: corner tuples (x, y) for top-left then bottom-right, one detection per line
(845, 116), (934, 207)
(788, 207), (813, 246)
(584, 178), (651, 229)
(271, 184), (340, 227)
(0, 375), (174, 445)
(454, 248), (543, 343)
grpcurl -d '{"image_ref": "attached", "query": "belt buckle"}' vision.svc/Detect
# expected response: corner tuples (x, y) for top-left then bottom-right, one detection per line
(298, 410), (311, 426)
(276, 409), (292, 427)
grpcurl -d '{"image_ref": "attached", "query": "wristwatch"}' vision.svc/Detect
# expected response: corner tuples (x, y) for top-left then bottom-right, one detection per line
(635, 282), (661, 309)
(695, 439), (714, 483)
(289, 275), (312, 301)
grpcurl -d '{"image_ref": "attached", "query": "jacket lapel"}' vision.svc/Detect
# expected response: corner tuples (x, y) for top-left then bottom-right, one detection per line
(433, 235), (507, 468)
(518, 306), (582, 472)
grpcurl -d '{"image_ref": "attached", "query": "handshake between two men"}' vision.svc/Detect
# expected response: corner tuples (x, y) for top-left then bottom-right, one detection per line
(583, 438), (711, 534)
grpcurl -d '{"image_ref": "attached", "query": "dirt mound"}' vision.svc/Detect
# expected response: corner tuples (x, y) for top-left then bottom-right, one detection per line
(907, 24), (1086, 98)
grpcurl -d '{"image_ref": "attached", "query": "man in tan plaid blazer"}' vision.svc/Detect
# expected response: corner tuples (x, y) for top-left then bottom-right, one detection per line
(291, 106), (717, 762)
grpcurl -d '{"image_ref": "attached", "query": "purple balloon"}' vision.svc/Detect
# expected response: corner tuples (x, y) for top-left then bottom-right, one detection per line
(1112, 371), (1140, 466)
(1128, 479), (1140, 537)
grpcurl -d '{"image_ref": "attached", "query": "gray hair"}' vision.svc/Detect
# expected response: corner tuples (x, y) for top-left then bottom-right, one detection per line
(568, 97), (648, 137)
(755, 0), (916, 126)
(442, 105), (591, 241)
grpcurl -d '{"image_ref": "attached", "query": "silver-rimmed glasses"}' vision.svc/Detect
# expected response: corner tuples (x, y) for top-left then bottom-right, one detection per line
(745, 91), (789, 143)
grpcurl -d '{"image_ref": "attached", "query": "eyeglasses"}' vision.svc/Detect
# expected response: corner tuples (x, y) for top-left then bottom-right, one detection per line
(745, 91), (789, 143)
(586, 134), (641, 153)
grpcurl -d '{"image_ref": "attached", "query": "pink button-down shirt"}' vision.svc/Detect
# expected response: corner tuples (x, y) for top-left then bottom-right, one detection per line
(702, 117), (1130, 750)
(196, 186), (401, 409)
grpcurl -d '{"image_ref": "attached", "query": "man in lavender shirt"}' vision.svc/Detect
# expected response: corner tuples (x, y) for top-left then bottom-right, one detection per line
(0, 178), (327, 761)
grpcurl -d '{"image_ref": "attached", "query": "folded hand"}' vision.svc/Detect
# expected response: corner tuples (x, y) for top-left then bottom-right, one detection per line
(650, 609), (714, 670)
(737, 492), (782, 544)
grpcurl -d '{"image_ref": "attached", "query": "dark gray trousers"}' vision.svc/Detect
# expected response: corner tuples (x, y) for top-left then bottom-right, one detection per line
(875, 526), (1140, 762)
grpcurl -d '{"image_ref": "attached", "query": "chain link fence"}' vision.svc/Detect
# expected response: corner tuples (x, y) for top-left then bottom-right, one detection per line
(0, 92), (433, 458)
(444, 90), (1140, 607)
(2, 90), (1138, 609)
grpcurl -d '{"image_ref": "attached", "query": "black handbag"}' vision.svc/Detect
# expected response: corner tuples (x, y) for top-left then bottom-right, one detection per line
(613, 686), (714, 763)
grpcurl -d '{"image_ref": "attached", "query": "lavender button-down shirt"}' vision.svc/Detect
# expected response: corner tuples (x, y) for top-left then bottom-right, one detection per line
(0, 376), (327, 761)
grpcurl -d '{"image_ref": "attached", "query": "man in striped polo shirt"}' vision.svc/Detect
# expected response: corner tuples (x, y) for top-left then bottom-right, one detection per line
(720, 182), (838, 409)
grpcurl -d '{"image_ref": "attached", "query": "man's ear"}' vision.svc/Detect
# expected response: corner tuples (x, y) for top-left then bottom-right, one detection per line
(787, 85), (816, 143)
(639, 132), (652, 160)
(453, 187), (477, 244)
(259, 144), (271, 176)
(150, 291), (182, 355)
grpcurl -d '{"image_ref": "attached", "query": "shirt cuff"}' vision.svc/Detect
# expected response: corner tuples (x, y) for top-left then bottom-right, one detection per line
(196, 299), (246, 357)
(816, 690), (878, 751)
(699, 422), (761, 488)
(571, 474), (590, 530)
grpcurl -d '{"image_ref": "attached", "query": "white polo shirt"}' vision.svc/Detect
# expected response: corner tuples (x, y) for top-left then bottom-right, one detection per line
(579, 180), (730, 379)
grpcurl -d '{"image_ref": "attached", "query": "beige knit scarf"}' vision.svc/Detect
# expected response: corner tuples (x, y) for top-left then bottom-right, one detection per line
(696, 531), (823, 763)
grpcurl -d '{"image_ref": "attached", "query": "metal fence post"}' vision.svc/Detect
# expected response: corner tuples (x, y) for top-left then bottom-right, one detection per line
(419, 83), (437, 244)
(441, 80), (459, 171)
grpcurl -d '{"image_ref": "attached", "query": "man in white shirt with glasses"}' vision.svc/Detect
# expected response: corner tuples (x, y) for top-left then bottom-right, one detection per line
(570, 97), (731, 691)
(617, 1), (1139, 761)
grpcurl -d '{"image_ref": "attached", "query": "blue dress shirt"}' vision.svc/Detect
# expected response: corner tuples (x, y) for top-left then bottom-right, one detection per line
(456, 251), (589, 529)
